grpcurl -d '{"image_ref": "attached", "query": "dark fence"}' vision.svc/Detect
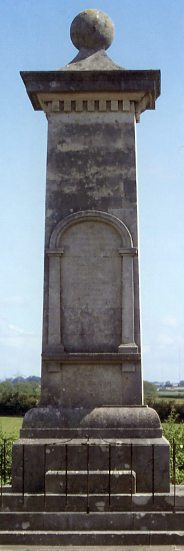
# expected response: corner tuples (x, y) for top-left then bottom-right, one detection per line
(0, 438), (13, 487)
(0, 437), (182, 512)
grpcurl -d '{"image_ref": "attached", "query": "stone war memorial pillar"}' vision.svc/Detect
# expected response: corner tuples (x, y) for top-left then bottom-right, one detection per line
(12, 9), (170, 496)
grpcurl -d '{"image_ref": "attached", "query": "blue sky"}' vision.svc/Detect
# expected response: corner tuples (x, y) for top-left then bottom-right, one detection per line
(0, 0), (184, 382)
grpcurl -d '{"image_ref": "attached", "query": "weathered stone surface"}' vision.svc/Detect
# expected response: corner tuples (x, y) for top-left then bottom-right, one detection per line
(44, 112), (137, 245)
(20, 71), (160, 109)
(1, 485), (184, 546)
(12, 436), (170, 494)
(60, 220), (122, 352)
(1, 510), (184, 532)
(1, 531), (184, 546)
(70, 10), (114, 51)
(21, 406), (162, 435)
(37, 105), (143, 408)
(46, 469), (136, 494)
(1, 485), (184, 512)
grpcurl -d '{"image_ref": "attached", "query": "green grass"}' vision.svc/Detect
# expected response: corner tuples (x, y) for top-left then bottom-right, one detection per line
(156, 392), (184, 400)
(0, 416), (23, 437)
(158, 391), (184, 398)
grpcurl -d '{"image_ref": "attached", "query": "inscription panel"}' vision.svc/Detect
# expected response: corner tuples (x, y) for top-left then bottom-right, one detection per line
(60, 220), (122, 352)
(60, 363), (122, 407)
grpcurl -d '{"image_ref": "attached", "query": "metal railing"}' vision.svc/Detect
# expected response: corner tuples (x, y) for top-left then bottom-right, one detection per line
(40, 440), (137, 512)
(0, 438), (13, 487)
(0, 437), (183, 512)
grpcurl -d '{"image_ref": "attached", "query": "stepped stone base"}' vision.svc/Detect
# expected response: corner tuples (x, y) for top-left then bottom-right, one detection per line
(1, 486), (183, 511)
(1, 530), (184, 546)
(8, 403), (172, 543)
(12, 405), (170, 494)
(0, 487), (184, 545)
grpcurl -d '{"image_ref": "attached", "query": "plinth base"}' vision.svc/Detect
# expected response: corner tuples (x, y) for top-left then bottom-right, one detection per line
(1, 486), (184, 546)
(12, 405), (170, 494)
(20, 405), (162, 438)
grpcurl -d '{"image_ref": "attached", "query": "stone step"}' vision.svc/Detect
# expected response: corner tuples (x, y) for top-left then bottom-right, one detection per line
(0, 530), (184, 546)
(0, 511), (184, 531)
(45, 469), (136, 494)
(1, 489), (184, 512)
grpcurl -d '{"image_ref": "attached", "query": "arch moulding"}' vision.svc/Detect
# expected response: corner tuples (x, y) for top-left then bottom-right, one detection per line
(49, 210), (134, 250)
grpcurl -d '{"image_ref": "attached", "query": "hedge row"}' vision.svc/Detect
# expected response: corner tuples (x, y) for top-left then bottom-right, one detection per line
(145, 397), (184, 422)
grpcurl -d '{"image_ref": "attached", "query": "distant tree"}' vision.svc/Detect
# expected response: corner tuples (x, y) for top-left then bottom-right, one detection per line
(0, 380), (40, 416)
(12, 377), (25, 384)
(143, 381), (157, 397)
(179, 381), (184, 387)
(164, 381), (172, 388)
(0, 381), (13, 393)
(26, 376), (41, 385)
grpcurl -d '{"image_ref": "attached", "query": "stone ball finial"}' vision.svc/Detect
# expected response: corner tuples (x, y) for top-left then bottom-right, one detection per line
(70, 9), (114, 51)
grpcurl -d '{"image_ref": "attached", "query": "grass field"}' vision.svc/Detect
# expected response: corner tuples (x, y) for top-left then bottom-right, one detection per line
(0, 416), (23, 437)
(158, 392), (184, 398)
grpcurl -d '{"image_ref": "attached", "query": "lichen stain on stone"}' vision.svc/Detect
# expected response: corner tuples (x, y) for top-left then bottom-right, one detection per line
(46, 209), (53, 218)
(86, 186), (113, 200)
(55, 121), (131, 147)
(124, 180), (137, 203)
(22, 522), (30, 530)
(64, 183), (78, 194)
(46, 184), (132, 215)
(57, 141), (88, 153)
(51, 149), (134, 174)
(47, 169), (62, 182)
(95, 501), (105, 511)
(100, 445), (107, 452)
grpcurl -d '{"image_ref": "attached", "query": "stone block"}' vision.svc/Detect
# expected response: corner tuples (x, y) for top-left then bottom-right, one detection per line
(12, 435), (169, 494)
(45, 469), (136, 494)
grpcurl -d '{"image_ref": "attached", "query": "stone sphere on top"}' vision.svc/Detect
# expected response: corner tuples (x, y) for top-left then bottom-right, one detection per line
(70, 9), (114, 51)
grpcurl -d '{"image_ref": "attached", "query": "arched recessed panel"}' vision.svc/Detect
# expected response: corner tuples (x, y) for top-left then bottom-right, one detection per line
(60, 219), (122, 352)
(50, 210), (133, 250)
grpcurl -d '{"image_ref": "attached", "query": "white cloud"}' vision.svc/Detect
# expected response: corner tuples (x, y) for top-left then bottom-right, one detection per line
(0, 316), (41, 352)
(9, 324), (25, 334)
(9, 324), (35, 335)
